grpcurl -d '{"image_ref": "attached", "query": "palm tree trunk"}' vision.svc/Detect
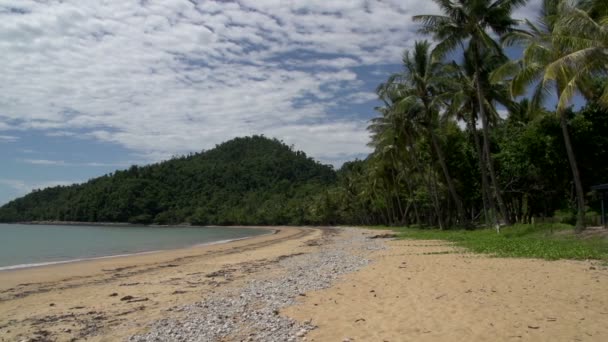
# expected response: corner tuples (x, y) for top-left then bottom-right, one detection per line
(428, 166), (445, 229)
(475, 75), (511, 229)
(390, 153), (406, 223)
(403, 173), (421, 225)
(558, 110), (586, 232)
(429, 131), (467, 225)
(469, 115), (493, 225)
(410, 142), (443, 229)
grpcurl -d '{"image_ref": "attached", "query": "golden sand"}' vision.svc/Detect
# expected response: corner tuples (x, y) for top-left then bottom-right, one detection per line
(284, 236), (608, 342)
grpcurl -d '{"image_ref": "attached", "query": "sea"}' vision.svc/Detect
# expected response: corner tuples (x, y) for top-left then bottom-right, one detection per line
(0, 224), (271, 271)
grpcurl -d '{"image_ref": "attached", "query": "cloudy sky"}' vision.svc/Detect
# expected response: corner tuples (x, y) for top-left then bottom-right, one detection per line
(0, 0), (542, 205)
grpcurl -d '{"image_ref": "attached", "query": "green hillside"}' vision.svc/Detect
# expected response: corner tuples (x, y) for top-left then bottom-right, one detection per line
(0, 136), (337, 225)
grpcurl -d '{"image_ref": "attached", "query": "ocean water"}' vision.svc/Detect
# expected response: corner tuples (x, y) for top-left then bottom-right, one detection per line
(0, 224), (271, 271)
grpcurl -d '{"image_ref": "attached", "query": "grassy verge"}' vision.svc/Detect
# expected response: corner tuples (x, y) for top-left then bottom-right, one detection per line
(367, 224), (608, 261)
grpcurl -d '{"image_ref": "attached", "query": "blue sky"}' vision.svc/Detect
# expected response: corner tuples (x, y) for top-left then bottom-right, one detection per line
(0, 0), (543, 205)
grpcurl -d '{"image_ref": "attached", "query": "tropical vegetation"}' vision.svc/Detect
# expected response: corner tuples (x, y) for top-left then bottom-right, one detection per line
(0, 137), (338, 225)
(336, 0), (608, 230)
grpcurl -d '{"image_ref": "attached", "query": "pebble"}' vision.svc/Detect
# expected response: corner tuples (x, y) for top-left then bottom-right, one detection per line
(129, 228), (386, 342)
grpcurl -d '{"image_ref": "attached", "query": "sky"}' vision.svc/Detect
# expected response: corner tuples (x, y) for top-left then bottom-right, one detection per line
(0, 0), (542, 205)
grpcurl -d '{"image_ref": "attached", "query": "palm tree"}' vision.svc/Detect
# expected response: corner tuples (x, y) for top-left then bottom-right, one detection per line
(549, 1), (608, 106)
(413, 0), (527, 229)
(371, 81), (448, 227)
(384, 40), (467, 225)
(445, 48), (518, 225)
(493, 0), (607, 231)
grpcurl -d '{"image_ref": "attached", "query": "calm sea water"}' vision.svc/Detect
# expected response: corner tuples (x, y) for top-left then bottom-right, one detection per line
(0, 224), (270, 271)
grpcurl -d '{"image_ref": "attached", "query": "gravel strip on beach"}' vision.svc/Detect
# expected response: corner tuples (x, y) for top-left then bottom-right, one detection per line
(129, 228), (387, 342)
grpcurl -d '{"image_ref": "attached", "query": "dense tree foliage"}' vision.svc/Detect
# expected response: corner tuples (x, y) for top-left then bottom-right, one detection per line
(324, 0), (607, 230)
(325, 99), (608, 227)
(0, 136), (337, 225)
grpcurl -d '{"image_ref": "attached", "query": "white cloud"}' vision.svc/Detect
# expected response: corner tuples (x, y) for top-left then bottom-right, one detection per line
(0, 135), (18, 142)
(0, 0), (541, 165)
(0, 178), (79, 198)
(21, 159), (66, 165)
(19, 158), (134, 167)
(513, 0), (543, 22)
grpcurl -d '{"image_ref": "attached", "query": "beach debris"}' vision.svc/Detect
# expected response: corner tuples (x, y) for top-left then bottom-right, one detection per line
(119, 282), (140, 287)
(127, 298), (149, 303)
(109, 293), (118, 297)
(368, 233), (398, 239)
(527, 325), (540, 329)
(120, 295), (134, 301)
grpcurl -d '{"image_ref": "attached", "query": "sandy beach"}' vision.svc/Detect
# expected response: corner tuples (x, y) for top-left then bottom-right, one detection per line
(284, 235), (608, 342)
(0, 226), (320, 341)
(1, 227), (607, 342)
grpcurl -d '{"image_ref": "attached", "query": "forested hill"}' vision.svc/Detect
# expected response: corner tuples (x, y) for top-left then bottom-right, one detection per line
(0, 136), (338, 225)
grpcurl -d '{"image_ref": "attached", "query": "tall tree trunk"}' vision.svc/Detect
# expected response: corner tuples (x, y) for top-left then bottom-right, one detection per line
(558, 110), (586, 232)
(403, 174), (421, 225)
(429, 130), (467, 226)
(428, 167), (445, 229)
(390, 153), (406, 224)
(475, 74), (511, 229)
(410, 142), (443, 229)
(469, 115), (493, 225)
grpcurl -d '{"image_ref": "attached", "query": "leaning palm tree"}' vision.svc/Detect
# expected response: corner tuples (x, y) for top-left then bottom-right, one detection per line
(445, 47), (519, 225)
(493, 0), (607, 231)
(413, 0), (527, 229)
(384, 40), (468, 225)
(371, 83), (448, 227)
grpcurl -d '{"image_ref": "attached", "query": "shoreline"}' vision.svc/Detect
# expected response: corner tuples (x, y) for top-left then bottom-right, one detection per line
(0, 226), (302, 291)
(0, 225), (277, 273)
(0, 225), (320, 341)
(0, 228), (277, 272)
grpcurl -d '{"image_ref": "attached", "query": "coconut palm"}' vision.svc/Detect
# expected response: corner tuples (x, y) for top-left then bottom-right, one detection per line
(445, 47), (519, 225)
(493, 0), (607, 231)
(548, 0), (608, 107)
(371, 80), (449, 227)
(413, 0), (527, 229)
(383, 40), (467, 225)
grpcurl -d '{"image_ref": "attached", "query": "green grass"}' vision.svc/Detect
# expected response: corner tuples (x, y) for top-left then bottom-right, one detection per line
(368, 224), (608, 261)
